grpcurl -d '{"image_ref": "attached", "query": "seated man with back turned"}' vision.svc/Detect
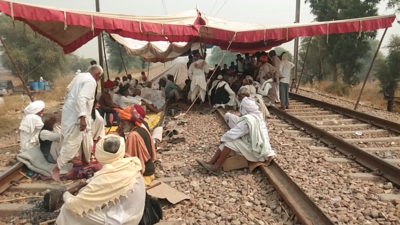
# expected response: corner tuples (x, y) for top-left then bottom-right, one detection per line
(56, 135), (146, 225)
(164, 75), (182, 101)
(39, 114), (61, 163)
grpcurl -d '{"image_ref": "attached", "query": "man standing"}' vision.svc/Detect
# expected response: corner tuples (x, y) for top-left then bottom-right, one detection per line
(189, 54), (209, 108)
(269, 50), (282, 103)
(86, 60), (97, 72)
(52, 65), (103, 182)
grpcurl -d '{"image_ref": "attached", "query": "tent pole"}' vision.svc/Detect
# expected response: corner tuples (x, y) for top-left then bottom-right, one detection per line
(147, 62), (150, 77)
(95, 0), (105, 93)
(354, 28), (387, 110)
(295, 37), (312, 93)
(101, 33), (111, 80)
(0, 37), (33, 102)
(117, 44), (128, 75)
(292, 0), (301, 92)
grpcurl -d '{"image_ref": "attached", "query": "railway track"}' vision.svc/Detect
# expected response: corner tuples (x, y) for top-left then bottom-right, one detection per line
(262, 93), (400, 223)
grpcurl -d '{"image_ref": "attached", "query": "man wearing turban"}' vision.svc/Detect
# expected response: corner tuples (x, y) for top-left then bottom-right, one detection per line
(197, 89), (276, 175)
(118, 86), (142, 109)
(56, 135), (146, 224)
(98, 79), (121, 125)
(19, 100), (45, 152)
(118, 106), (157, 186)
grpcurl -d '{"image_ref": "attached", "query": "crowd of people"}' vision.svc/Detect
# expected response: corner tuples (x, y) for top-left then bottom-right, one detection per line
(16, 49), (291, 223)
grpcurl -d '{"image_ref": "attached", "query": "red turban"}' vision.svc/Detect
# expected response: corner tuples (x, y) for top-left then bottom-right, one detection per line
(260, 56), (269, 63)
(103, 79), (114, 89)
(119, 106), (144, 126)
(134, 105), (146, 119)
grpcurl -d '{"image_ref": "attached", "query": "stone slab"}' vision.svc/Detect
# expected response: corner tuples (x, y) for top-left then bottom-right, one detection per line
(283, 130), (302, 134)
(348, 173), (383, 182)
(290, 111), (331, 115)
(0, 204), (35, 217)
(324, 157), (353, 163)
(295, 137), (314, 142)
(0, 167), (9, 173)
(272, 123), (290, 127)
(377, 194), (400, 202)
(311, 119), (356, 123)
(162, 162), (185, 167)
(317, 124), (371, 128)
(329, 129), (387, 135)
(384, 159), (400, 164)
(309, 146), (400, 152)
(156, 176), (185, 183)
(8, 183), (60, 192)
(286, 107), (321, 112)
(308, 146), (331, 151)
(345, 137), (400, 143)
(297, 114), (341, 119)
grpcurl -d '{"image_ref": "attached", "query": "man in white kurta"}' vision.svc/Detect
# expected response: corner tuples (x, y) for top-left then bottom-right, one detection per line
(197, 95), (276, 174)
(56, 135), (146, 225)
(19, 101), (45, 152)
(208, 75), (236, 107)
(141, 81), (165, 110)
(52, 65), (103, 182)
(269, 50), (282, 103)
(189, 54), (209, 108)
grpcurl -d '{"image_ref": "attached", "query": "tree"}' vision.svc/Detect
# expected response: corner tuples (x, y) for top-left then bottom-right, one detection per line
(387, 0), (400, 12)
(272, 47), (293, 61)
(356, 39), (385, 81)
(66, 54), (95, 73)
(375, 35), (400, 111)
(305, 0), (380, 85)
(104, 34), (147, 74)
(0, 15), (67, 82)
(207, 47), (237, 68)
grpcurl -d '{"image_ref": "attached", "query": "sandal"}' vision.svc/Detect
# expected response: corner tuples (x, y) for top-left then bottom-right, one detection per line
(196, 159), (222, 175)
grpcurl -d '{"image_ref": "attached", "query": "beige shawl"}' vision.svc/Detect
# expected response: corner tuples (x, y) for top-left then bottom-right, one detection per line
(64, 135), (142, 216)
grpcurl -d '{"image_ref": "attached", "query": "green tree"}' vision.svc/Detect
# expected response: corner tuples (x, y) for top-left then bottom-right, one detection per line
(207, 47), (237, 68)
(375, 35), (400, 111)
(272, 47), (293, 61)
(387, 0), (400, 12)
(104, 34), (147, 74)
(306, 0), (380, 85)
(0, 15), (67, 82)
(66, 54), (95, 73)
(356, 39), (385, 81)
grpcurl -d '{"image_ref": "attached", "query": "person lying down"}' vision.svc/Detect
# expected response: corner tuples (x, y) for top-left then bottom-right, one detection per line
(197, 88), (276, 175)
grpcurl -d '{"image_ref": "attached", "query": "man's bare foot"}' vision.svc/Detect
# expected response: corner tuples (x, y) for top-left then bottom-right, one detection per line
(51, 167), (61, 182)
(264, 156), (276, 166)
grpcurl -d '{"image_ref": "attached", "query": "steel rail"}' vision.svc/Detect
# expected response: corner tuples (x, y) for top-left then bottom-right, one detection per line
(290, 93), (400, 134)
(0, 162), (25, 194)
(269, 104), (400, 187)
(216, 108), (334, 225)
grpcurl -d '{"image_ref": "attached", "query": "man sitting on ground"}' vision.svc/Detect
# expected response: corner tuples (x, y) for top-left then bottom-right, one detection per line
(19, 100), (45, 152)
(132, 89), (160, 113)
(118, 86), (142, 109)
(56, 135), (146, 225)
(196, 89), (276, 174)
(118, 106), (157, 186)
(140, 71), (147, 82)
(165, 75), (182, 101)
(209, 75), (236, 107)
(182, 79), (191, 103)
(99, 80), (121, 124)
(141, 81), (165, 111)
(256, 73), (276, 106)
(39, 114), (61, 163)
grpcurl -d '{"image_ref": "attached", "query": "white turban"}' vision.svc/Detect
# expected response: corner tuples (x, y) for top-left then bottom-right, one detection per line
(217, 75), (223, 80)
(24, 100), (45, 115)
(246, 75), (253, 81)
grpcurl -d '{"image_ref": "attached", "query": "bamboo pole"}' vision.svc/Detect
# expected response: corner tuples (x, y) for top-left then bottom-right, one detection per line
(295, 37), (312, 93)
(354, 28), (388, 110)
(0, 37), (34, 102)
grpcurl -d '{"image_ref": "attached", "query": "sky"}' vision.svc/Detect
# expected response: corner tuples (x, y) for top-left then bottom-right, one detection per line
(8, 0), (400, 60)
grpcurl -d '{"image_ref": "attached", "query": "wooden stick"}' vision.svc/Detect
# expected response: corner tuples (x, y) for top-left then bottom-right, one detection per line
(146, 181), (161, 191)
(0, 37), (34, 102)
(39, 219), (56, 225)
(0, 196), (42, 203)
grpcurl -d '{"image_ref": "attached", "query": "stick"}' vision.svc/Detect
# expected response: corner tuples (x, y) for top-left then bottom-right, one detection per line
(279, 202), (290, 218)
(146, 181), (161, 191)
(0, 37), (33, 102)
(0, 196), (42, 203)
(19, 171), (32, 180)
(39, 219), (56, 225)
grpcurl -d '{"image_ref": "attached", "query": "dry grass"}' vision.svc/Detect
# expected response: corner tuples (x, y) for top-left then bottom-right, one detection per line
(302, 80), (400, 111)
(0, 64), (167, 136)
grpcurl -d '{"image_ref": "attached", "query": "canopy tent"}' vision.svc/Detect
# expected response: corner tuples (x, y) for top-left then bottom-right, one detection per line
(0, 0), (396, 54)
(109, 34), (211, 63)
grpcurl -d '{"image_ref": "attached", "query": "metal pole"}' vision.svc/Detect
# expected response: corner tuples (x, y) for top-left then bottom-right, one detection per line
(292, 0), (300, 92)
(354, 28), (388, 110)
(0, 37), (34, 102)
(95, 0), (105, 93)
(295, 37), (312, 93)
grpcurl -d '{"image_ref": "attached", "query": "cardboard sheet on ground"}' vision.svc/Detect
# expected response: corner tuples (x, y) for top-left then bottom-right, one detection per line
(147, 181), (190, 204)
